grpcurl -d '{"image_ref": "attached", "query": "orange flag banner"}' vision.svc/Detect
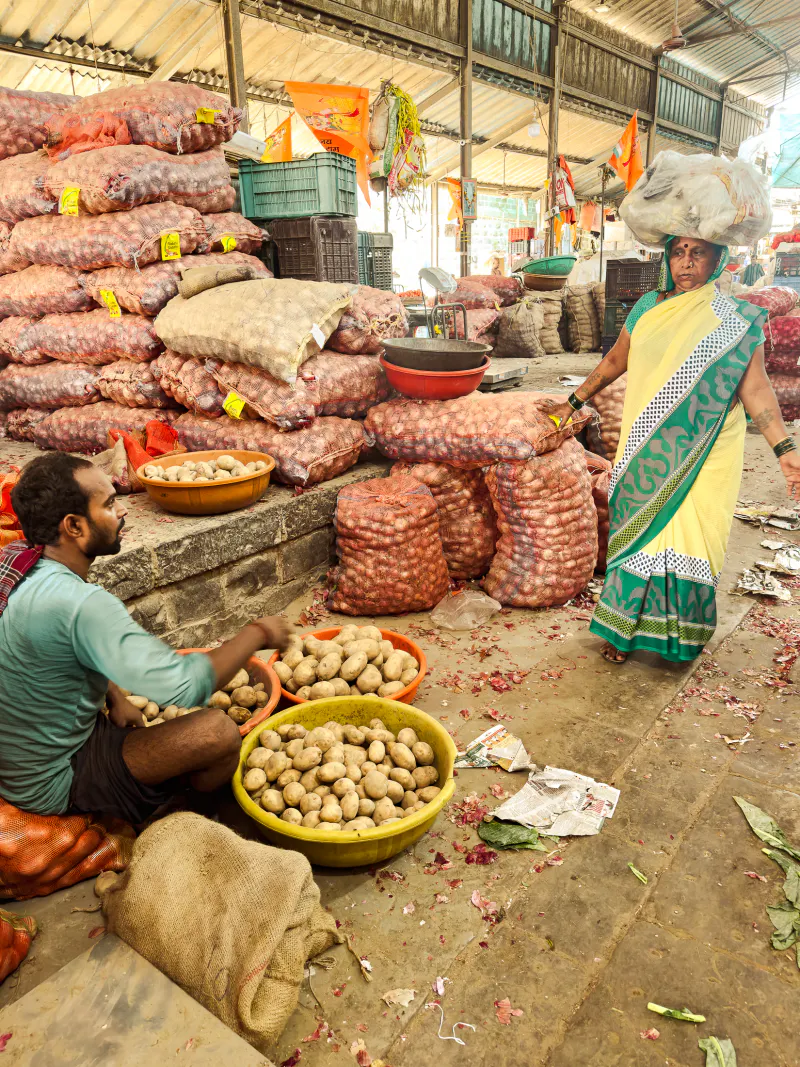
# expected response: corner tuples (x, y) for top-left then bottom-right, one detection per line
(260, 115), (292, 163)
(608, 111), (644, 191)
(284, 81), (372, 203)
(446, 178), (462, 226)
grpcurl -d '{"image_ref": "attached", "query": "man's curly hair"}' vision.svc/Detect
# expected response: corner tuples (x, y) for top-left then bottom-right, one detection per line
(11, 452), (94, 546)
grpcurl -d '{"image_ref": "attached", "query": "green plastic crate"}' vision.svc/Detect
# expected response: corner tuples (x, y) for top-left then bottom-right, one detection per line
(358, 232), (393, 290)
(603, 300), (633, 338)
(238, 154), (357, 221)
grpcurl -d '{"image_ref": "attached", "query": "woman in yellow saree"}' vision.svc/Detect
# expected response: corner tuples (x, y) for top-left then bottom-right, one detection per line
(551, 236), (800, 664)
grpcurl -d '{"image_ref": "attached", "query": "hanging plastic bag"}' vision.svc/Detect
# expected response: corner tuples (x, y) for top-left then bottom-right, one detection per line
(430, 588), (501, 631)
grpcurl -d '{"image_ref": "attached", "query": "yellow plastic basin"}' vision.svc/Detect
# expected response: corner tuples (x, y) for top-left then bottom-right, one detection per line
(233, 697), (457, 868)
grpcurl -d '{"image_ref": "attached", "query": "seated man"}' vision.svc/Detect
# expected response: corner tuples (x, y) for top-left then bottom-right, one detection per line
(0, 452), (290, 824)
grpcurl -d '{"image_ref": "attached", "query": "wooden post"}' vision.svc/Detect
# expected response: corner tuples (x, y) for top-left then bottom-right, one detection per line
(223, 0), (249, 133)
(646, 56), (660, 166)
(547, 3), (563, 255)
(459, 0), (473, 277)
(598, 165), (608, 281)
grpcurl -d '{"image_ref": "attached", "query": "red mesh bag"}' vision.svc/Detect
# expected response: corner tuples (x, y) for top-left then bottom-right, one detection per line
(365, 392), (590, 468)
(6, 407), (49, 441)
(330, 474), (451, 615)
(44, 145), (234, 215)
(0, 362), (101, 410)
(765, 311), (800, 362)
(454, 308), (499, 342)
(0, 264), (92, 318)
(15, 311), (163, 365)
(765, 350), (800, 375)
(0, 318), (49, 366)
(197, 212), (265, 255)
(327, 286), (409, 355)
(175, 412), (365, 486)
(83, 251), (271, 318)
(0, 220), (29, 275)
(98, 360), (178, 409)
(585, 450), (611, 572)
(9, 202), (206, 271)
(151, 351), (225, 416)
(33, 403), (181, 454)
(0, 87), (77, 162)
(484, 438), (598, 607)
(586, 374), (627, 462)
(0, 797), (133, 901)
(740, 287), (799, 319)
(0, 907), (36, 982)
(391, 461), (497, 579)
(45, 84), (241, 160)
(768, 374), (800, 420)
(457, 275), (523, 307)
(442, 285), (499, 311)
(0, 151), (55, 223)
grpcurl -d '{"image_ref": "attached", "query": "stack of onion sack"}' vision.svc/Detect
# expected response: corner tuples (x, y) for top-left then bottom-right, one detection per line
(391, 462), (497, 579)
(483, 438), (598, 607)
(0, 86), (77, 160)
(456, 275), (523, 307)
(584, 451), (612, 572)
(761, 309), (800, 419)
(563, 284), (601, 353)
(330, 475), (450, 615)
(327, 286), (408, 355)
(585, 374), (627, 462)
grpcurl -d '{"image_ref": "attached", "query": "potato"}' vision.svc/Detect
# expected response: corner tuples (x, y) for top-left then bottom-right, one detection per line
(400, 668), (419, 687)
(326, 722), (346, 743)
(382, 652), (405, 682)
(355, 783), (367, 799)
(363, 770), (389, 800)
(333, 625), (359, 645)
(412, 742), (435, 766)
(340, 792), (360, 821)
(388, 743), (416, 771)
(247, 748), (272, 770)
(285, 633), (304, 654)
(350, 685), (360, 696)
(286, 725), (307, 740)
(216, 453), (237, 471)
(277, 724), (293, 738)
(386, 780), (404, 804)
(357, 666), (383, 694)
(299, 793), (322, 815)
(361, 761), (377, 775)
(224, 667), (250, 692)
(322, 744), (345, 765)
(344, 817), (376, 831)
(283, 782), (306, 807)
(304, 727), (336, 752)
(282, 648), (304, 671)
(378, 681), (405, 699)
(343, 725), (365, 745)
(302, 811), (321, 828)
(364, 727), (395, 744)
(417, 786), (441, 803)
(285, 738), (305, 759)
(242, 768), (267, 792)
(293, 657), (319, 687)
(296, 686), (312, 701)
(143, 701), (160, 721)
(357, 626), (383, 643)
(318, 761), (347, 784)
(208, 690), (232, 710)
(401, 654), (420, 673)
(313, 784), (332, 798)
(345, 763), (362, 783)
(397, 728), (419, 748)
(162, 705), (180, 721)
(332, 777), (356, 798)
(260, 789), (285, 814)
(372, 797), (396, 824)
(254, 691), (269, 708)
(343, 744), (367, 767)
(369, 719), (386, 729)
(401, 790), (418, 809)
(307, 680), (334, 700)
(319, 801), (342, 823)
(413, 766), (439, 788)
(390, 768), (415, 791)
(376, 763), (392, 778)
(299, 768), (319, 791)
(303, 636), (323, 656)
(358, 797), (375, 817)
(319, 823), (341, 832)
(285, 679), (299, 695)
(276, 768), (302, 789)
(330, 678), (350, 696)
(370, 654), (384, 670)
(378, 640), (395, 660)
(367, 739), (385, 764)
(265, 752), (290, 781)
(340, 651), (368, 681)
(231, 686), (257, 709)
(281, 808), (303, 826)
(344, 639), (380, 661)
(312, 652), (340, 681)
(293, 747), (322, 772)
(227, 705), (250, 725)
(316, 641), (342, 659)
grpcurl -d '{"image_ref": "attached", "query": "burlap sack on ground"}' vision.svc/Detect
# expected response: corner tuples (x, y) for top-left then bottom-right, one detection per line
(492, 299), (545, 358)
(44, 145), (234, 215)
(98, 360), (178, 408)
(83, 252), (272, 318)
(0, 87), (77, 162)
(0, 221), (30, 275)
(0, 361), (101, 410)
(151, 351), (226, 416)
(0, 151), (54, 223)
(391, 461), (497, 579)
(564, 283), (601, 352)
(483, 437), (598, 607)
(33, 402), (180, 454)
(197, 211), (265, 255)
(457, 275), (523, 307)
(0, 264), (92, 317)
(591, 281), (606, 327)
(155, 278), (355, 383)
(585, 450), (612, 572)
(326, 286), (408, 355)
(526, 291), (564, 353)
(175, 412), (365, 486)
(100, 813), (341, 1049)
(6, 407), (49, 440)
(585, 374), (627, 461)
(330, 474), (451, 615)
(14, 311), (163, 365)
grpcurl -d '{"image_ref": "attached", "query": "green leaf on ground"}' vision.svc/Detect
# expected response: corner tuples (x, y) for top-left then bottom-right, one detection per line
(762, 848), (800, 908)
(699, 1036), (737, 1066)
(734, 798), (800, 862)
(627, 862), (647, 885)
(766, 899), (800, 952)
(478, 820), (549, 851)
(647, 1003), (705, 1023)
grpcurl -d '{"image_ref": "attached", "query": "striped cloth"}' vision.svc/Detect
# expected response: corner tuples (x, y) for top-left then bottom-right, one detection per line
(0, 541), (43, 618)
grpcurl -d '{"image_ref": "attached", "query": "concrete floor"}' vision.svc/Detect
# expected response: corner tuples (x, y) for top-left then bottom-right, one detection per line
(2, 354), (798, 1067)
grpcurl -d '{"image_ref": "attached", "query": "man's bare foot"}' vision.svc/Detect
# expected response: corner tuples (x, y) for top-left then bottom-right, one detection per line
(601, 642), (628, 664)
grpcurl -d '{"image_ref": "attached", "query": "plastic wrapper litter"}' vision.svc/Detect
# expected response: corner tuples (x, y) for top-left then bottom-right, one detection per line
(484, 438), (598, 607)
(585, 450), (612, 572)
(151, 351), (225, 416)
(0, 318), (49, 366)
(0, 151), (54, 223)
(197, 211), (265, 255)
(83, 252), (272, 318)
(6, 407), (49, 441)
(457, 275), (523, 307)
(585, 374), (627, 462)
(44, 145), (235, 215)
(0, 87), (77, 162)
(9, 202), (206, 271)
(0, 221), (29, 275)
(33, 402), (181, 455)
(14, 311), (163, 365)
(330, 474), (451, 615)
(391, 461), (497, 579)
(365, 392), (590, 468)
(620, 151), (772, 249)
(45, 83), (241, 160)
(0, 264), (92, 318)
(326, 286), (408, 355)
(98, 360), (178, 409)
(0, 361), (101, 410)
(492, 299), (545, 359)
(564, 284), (601, 353)
(740, 286), (798, 320)
(174, 412), (365, 486)
(154, 277), (355, 383)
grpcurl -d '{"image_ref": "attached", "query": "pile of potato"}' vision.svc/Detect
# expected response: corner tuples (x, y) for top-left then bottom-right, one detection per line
(272, 625), (420, 701)
(241, 717), (440, 832)
(124, 666), (270, 727)
(142, 453), (270, 483)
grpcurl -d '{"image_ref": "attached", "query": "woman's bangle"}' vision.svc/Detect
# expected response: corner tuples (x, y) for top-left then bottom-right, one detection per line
(567, 392), (586, 411)
(773, 437), (797, 458)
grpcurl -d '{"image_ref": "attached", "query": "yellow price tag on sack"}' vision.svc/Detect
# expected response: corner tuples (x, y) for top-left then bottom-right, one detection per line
(59, 186), (80, 216)
(196, 107), (221, 124)
(161, 232), (181, 261)
(99, 289), (121, 319)
(548, 414), (562, 427)
(220, 235), (237, 253)
(223, 390), (246, 419)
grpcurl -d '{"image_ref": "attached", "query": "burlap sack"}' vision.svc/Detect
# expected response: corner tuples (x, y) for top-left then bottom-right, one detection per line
(100, 813), (342, 1049)
(178, 263), (261, 299)
(564, 284), (601, 353)
(592, 281), (606, 327)
(492, 299), (545, 358)
(526, 291), (564, 354)
(154, 278), (355, 383)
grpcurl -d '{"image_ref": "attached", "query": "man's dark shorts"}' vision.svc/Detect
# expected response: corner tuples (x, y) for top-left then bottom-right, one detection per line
(69, 714), (178, 824)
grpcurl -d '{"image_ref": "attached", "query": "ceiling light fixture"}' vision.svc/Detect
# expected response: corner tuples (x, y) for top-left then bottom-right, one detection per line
(594, 2), (611, 13)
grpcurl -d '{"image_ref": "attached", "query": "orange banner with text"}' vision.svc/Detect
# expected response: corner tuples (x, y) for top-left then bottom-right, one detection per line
(260, 115), (292, 163)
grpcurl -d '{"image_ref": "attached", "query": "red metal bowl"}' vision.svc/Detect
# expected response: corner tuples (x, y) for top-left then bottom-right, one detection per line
(379, 354), (490, 400)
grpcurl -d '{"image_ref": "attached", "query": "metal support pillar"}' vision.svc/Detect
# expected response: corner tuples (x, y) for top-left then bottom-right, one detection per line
(714, 89), (727, 157)
(431, 186), (439, 267)
(646, 56), (660, 165)
(598, 165), (609, 281)
(547, 3), (564, 255)
(223, 0), (249, 133)
(383, 188), (390, 233)
(459, 0), (473, 277)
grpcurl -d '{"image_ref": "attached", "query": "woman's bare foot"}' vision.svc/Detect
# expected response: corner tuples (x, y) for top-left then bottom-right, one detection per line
(600, 642), (628, 664)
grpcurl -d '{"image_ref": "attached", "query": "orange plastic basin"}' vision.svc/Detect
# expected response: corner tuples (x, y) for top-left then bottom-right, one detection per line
(178, 648), (280, 735)
(136, 449), (275, 516)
